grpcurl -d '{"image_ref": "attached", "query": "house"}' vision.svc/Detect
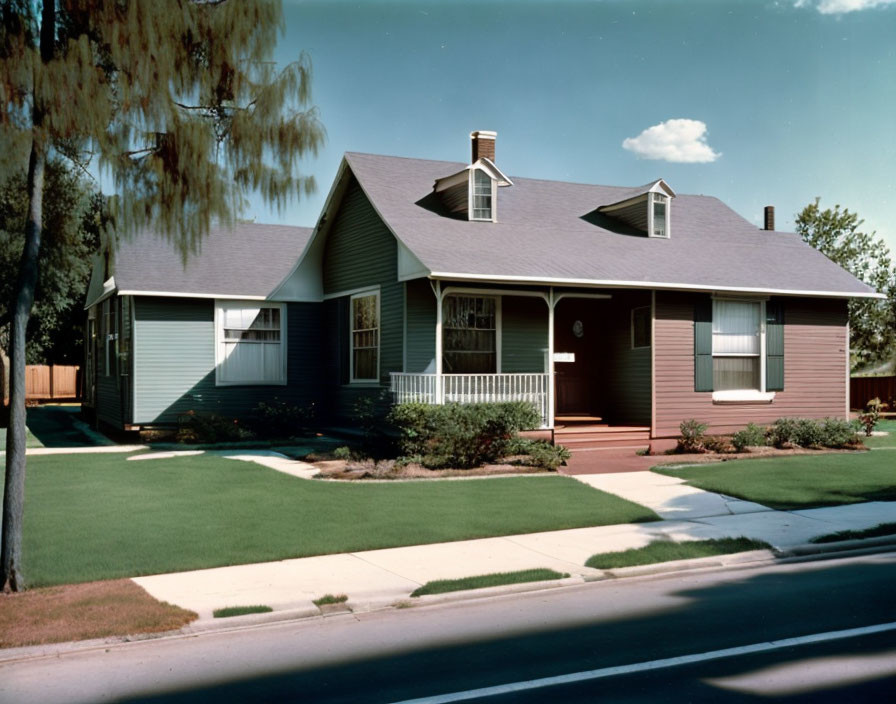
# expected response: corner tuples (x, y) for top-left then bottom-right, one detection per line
(83, 130), (881, 440)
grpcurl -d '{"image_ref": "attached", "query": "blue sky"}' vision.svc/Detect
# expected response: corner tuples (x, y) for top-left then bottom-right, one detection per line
(246, 0), (896, 251)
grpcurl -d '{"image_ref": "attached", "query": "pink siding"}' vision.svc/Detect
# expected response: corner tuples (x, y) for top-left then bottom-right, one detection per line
(653, 292), (848, 438)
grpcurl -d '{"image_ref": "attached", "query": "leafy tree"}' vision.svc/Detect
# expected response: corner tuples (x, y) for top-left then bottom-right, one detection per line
(1, 0), (324, 591)
(795, 198), (896, 371)
(0, 159), (103, 382)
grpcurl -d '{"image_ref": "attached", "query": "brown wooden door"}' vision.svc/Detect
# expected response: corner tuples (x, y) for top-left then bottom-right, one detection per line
(554, 300), (593, 415)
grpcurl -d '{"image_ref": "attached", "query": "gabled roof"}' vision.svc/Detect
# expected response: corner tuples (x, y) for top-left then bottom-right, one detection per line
(339, 152), (879, 299)
(433, 157), (513, 192)
(85, 223), (313, 307)
(597, 179), (676, 210)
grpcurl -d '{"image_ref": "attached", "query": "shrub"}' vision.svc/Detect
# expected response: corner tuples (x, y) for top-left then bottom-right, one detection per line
(769, 417), (860, 449)
(388, 401), (542, 469)
(249, 399), (316, 439)
(676, 419), (708, 453)
(524, 442), (572, 470)
(703, 435), (736, 454)
(858, 398), (881, 437)
(176, 412), (255, 444)
(332, 446), (353, 460)
(819, 417), (861, 448)
(731, 423), (767, 452)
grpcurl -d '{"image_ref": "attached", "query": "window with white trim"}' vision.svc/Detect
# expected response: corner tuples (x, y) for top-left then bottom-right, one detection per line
(351, 292), (379, 382)
(470, 169), (494, 221)
(650, 193), (669, 238)
(443, 295), (497, 374)
(712, 300), (761, 391)
(631, 306), (651, 349)
(216, 302), (286, 385)
(102, 298), (117, 376)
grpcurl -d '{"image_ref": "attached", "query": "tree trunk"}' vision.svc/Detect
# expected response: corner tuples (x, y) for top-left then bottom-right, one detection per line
(1, 141), (45, 592)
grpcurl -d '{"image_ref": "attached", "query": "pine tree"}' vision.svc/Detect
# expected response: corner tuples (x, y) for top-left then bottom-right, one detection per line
(0, 0), (324, 591)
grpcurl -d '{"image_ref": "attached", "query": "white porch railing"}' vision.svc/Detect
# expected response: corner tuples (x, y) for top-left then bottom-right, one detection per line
(390, 372), (551, 428)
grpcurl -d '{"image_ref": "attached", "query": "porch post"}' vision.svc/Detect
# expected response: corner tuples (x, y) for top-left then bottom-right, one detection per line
(434, 280), (443, 404)
(547, 287), (555, 428)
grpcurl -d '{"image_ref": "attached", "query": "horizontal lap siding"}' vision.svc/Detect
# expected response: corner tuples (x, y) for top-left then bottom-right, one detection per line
(602, 292), (651, 426)
(133, 297), (322, 424)
(406, 278), (436, 373)
(322, 176), (401, 421)
(654, 292), (848, 437)
(96, 376), (123, 427)
(502, 296), (548, 373)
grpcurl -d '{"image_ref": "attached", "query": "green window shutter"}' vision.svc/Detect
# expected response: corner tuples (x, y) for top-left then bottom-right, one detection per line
(766, 301), (784, 391)
(694, 297), (713, 392)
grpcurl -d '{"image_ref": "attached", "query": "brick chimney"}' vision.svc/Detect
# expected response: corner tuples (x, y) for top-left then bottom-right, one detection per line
(763, 205), (775, 231)
(470, 130), (496, 163)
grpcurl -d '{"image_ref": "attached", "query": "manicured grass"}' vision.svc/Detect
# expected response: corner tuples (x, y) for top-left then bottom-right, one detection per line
(410, 568), (569, 597)
(0, 579), (196, 648)
(654, 449), (896, 510)
(811, 522), (896, 544)
(585, 537), (771, 569)
(18, 452), (658, 587)
(862, 419), (896, 449)
(213, 605), (273, 618)
(313, 594), (348, 606)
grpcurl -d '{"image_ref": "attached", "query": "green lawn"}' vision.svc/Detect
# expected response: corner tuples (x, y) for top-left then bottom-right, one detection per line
(585, 538), (770, 569)
(655, 435), (896, 510)
(18, 452), (657, 587)
(863, 419), (896, 449)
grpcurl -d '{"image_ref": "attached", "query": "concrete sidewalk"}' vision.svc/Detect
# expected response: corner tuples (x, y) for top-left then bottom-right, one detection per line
(134, 478), (896, 621)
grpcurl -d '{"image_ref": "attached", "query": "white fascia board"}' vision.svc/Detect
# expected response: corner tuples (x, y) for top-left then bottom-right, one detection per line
(427, 272), (886, 299)
(476, 158), (513, 186)
(433, 168), (469, 192)
(597, 193), (649, 213)
(118, 290), (269, 301)
(649, 179), (676, 198)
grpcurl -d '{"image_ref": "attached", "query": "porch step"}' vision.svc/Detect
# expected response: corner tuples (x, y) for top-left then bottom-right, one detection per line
(555, 426), (651, 450)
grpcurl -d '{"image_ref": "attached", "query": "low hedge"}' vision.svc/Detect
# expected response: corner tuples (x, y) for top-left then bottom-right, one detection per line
(388, 401), (542, 469)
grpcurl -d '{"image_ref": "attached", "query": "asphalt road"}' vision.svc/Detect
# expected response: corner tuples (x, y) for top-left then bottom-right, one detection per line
(2, 551), (895, 703)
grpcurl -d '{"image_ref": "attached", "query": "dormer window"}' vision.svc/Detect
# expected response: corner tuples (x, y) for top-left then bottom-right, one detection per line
(471, 169), (495, 221)
(596, 179), (675, 238)
(651, 193), (669, 238)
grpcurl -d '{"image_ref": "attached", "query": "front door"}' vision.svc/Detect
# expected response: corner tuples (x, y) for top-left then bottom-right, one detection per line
(554, 300), (595, 416)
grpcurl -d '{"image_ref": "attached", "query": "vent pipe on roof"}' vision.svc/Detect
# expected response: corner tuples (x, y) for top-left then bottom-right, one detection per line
(471, 130), (496, 163)
(764, 205), (775, 231)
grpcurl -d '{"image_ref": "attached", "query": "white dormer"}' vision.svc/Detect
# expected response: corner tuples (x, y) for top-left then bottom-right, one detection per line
(597, 179), (676, 238)
(434, 153), (513, 223)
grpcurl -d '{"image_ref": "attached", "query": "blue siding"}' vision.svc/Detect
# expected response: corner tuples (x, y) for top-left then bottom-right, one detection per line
(132, 297), (322, 424)
(405, 278), (436, 373)
(502, 296), (549, 373)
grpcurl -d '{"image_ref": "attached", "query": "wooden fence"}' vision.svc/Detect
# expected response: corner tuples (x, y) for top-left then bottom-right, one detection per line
(2, 365), (81, 404)
(851, 376), (896, 410)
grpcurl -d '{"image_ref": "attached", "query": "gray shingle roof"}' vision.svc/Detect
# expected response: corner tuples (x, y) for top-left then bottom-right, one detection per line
(344, 152), (877, 297)
(111, 223), (312, 298)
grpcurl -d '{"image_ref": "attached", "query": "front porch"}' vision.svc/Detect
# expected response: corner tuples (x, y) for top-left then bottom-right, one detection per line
(393, 281), (653, 432)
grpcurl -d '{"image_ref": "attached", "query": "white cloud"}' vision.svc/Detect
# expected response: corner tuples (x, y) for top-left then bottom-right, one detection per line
(795, 0), (896, 14)
(622, 119), (720, 164)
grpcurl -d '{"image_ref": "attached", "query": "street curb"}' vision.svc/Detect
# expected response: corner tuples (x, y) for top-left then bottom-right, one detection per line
(603, 549), (776, 579)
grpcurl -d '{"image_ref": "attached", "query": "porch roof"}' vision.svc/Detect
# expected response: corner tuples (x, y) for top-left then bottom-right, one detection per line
(344, 152), (880, 299)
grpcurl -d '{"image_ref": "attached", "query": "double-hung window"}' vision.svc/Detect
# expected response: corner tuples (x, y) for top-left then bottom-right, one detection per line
(470, 169), (494, 221)
(351, 292), (380, 382)
(712, 300), (762, 392)
(443, 295), (497, 374)
(216, 302), (286, 385)
(650, 193), (669, 238)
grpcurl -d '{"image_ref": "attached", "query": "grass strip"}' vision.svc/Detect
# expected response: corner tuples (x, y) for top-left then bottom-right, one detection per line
(313, 594), (348, 606)
(811, 522), (896, 544)
(212, 605), (273, 618)
(411, 568), (569, 597)
(653, 450), (896, 510)
(0, 579), (196, 648)
(585, 537), (770, 569)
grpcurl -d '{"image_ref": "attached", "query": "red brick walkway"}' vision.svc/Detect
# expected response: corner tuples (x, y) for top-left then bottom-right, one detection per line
(559, 447), (659, 475)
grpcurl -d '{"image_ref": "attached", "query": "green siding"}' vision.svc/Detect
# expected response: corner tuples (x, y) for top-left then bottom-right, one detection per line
(694, 296), (713, 392)
(501, 296), (548, 373)
(321, 176), (403, 421)
(405, 278), (436, 373)
(601, 293), (652, 426)
(96, 376), (123, 428)
(132, 297), (322, 424)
